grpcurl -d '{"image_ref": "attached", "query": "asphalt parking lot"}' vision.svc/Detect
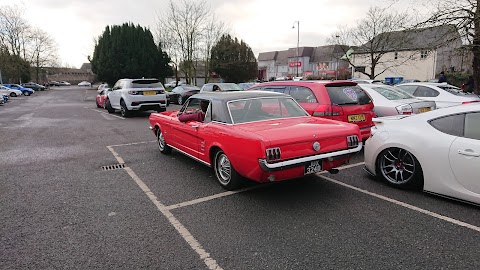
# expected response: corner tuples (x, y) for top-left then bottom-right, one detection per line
(1, 86), (479, 269)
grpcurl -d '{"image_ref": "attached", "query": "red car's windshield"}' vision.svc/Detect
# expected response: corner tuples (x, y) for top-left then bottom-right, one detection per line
(228, 97), (308, 124)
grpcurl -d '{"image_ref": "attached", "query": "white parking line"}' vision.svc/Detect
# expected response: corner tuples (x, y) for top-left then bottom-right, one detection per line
(107, 146), (223, 270)
(90, 108), (125, 119)
(318, 161), (365, 174)
(317, 174), (480, 233)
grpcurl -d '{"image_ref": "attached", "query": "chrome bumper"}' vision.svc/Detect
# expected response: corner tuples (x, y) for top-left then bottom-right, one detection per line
(258, 143), (363, 172)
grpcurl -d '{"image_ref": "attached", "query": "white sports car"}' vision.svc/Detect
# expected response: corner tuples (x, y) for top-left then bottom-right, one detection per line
(364, 104), (480, 205)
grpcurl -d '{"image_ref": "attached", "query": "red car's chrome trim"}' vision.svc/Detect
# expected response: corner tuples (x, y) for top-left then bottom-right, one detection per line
(258, 143), (363, 172)
(169, 145), (211, 167)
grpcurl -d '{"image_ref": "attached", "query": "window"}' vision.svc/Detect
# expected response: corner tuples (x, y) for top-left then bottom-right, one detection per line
(325, 85), (371, 105)
(429, 114), (464, 137)
(263, 87), (286, 93)
(132, 79), (162, 89)
(420, 50), (428, 59)
(372, 86), (413, 100)
(289, 86), (317, 103)
(394, 52), (398, 60)
(395, 85), (417, 95)
(413, 86), (439, 97)
(464, 113), (480, 140)
(227, 97), (308, 124)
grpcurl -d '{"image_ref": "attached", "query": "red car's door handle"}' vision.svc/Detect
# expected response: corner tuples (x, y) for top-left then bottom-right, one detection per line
(458, 150), (480, 157)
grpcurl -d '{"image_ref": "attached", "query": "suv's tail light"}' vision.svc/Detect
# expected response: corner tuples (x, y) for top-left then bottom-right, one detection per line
(396, 104), (413, 115)
(312, 105), (344, 117)
(266, 147), (281, 162)
(347, 135), (359, 148)
(156, 90), (165, 94)
(128, 91), (140, 95)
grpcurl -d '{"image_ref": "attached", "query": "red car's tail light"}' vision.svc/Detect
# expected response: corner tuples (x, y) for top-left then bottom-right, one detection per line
(266, 147), (281, 162)
(312, 105), (344, 116)
(347, 135), (359, 148)
(462, 101), (479, 105)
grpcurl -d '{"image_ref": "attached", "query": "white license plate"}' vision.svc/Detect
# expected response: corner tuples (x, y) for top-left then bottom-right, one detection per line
(304, 160), (322, 175)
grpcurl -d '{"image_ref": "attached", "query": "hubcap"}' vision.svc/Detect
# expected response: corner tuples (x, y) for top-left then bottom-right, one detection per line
(380, 149), (415, 184)
(178, 96), (182, 104)
(157, 130), (165, 151)
(216, 153), (231, 185)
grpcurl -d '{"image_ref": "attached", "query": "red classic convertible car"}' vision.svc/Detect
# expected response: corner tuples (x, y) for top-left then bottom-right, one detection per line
(149, 91), (362, 190)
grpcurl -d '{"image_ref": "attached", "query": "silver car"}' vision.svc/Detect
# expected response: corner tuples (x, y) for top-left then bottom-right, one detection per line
(359, 84), (436, 116)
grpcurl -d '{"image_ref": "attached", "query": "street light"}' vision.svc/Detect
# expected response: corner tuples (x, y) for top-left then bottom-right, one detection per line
(292, 21), (300, 77)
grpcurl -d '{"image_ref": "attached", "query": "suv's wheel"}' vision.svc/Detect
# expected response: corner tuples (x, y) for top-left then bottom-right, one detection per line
(178, 95), (184, 105)
(213, 150), (243, 190)
(157, 128), (172, 154)
(120, 99), (131, 117)
(106, 99), (115, 113)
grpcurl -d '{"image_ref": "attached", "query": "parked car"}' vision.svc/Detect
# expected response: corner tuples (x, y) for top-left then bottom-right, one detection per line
(167, 85), (200, 105)
(78, 81), (92, 87)
(358, 84), (436, 116)
(105, 78), (167, 117)
(149, 91), (362, 190)
(97, 83), (109, 92)
(96, 88), (110, 109)
(22, 82), (46, 91)
(0, 85), (23, 97)
(395, 82), (480, 108)
(164, 80), (186, 88)
(238, 82), (256, 90)
(364, 103), (480, 204)
(398, 79), (421, 84)
(250, 81), (375, 141)
(199, 83), (244, 93)
(0, 95), (4, 105)
(58, 81), (71, 86)
(2, 84), (34, 96)
(49, 81), (60, 86)
(350, 78), (384, 84)
(1, 94), (8, 103)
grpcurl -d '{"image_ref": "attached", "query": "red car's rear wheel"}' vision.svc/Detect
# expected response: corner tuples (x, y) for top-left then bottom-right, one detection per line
(214, 150), (242, 190)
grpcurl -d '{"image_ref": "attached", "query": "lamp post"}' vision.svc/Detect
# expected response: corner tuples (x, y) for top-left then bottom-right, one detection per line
(292, 21), (300, 77)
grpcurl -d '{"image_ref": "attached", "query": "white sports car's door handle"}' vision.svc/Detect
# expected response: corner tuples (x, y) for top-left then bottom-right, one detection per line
(458, 150), (480, 157)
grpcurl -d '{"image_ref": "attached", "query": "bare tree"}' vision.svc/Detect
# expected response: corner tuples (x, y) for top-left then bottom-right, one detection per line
(420, 0), (480, 93)
(156, 0), (228, 85)
(27, 28), (59, 82)
(0, 4), (30, 57)
(328, 7), (417, 79)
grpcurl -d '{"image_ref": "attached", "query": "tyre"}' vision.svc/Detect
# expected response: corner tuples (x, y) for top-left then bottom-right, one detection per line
(376, 148), (423, 189)
(213, 150), (243, 190)
(106, 99), (115, 114)
(156, 128), (172, 154)
(120, 99), (131, 117)
(10, 92), (16, 97)
(177, 95), (183, 105)
(24, 91), (30, 96)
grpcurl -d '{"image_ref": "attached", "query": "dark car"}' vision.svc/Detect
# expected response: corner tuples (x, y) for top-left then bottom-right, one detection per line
(249, 81), (375, 141)
(167, 85), (201, 105)
(49, 81), (60, 86)
(22, 83), (46, 91)
(199, 83), (244, 93)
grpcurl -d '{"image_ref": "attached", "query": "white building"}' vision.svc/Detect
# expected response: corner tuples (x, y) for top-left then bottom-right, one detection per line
(351, 25), (468, 82)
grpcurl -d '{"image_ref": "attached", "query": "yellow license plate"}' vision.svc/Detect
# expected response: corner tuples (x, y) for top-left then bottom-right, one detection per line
(418, 107), (431, 113)
(143, 91), (156, 96)
(348, 114), (366, 122)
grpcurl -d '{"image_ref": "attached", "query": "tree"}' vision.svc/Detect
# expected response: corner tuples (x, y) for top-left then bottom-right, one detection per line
(420, 0), (480, 94)
(0, 48), (30, 83)
(156, 0), (228, 85)
(329, 7), (414, 79)
(90, 23), (172, 86)
(0, 4), (29, 57)
(27, 28), (59, 83)
(210, 34), (257, 83)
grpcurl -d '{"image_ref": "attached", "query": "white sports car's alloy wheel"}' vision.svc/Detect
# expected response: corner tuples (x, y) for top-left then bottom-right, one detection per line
(157, 130), (165, 151)
(379, 148), (416, 185)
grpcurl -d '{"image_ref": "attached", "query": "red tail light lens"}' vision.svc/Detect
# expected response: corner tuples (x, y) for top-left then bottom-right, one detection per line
(462, 101), (479, 105)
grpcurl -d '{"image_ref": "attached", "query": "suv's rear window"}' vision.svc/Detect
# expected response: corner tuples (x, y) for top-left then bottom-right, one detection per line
(132, 79), (163, 89)
(325, 85), (372, 105)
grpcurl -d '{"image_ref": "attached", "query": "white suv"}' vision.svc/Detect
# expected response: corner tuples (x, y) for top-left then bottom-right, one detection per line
(106, 78), (167, 117)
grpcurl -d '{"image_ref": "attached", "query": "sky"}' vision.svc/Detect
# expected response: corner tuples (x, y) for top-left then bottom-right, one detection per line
(4, 0), (419, 68)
